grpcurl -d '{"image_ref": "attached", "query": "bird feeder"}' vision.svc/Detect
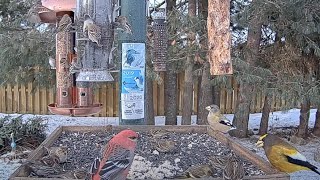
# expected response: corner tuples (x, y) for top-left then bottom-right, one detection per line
(152, 8), (167, 71)
(42, 0), (103, 116)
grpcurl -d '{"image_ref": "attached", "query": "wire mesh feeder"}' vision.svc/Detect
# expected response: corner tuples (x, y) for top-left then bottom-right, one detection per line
(152, 8), (167, 71)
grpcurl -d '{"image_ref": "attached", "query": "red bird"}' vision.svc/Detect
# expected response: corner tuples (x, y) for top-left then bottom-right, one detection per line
(90, 129), (139, 180)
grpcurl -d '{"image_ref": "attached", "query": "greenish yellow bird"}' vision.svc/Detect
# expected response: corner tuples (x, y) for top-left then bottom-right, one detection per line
(206, 104), (234, 133)
(256, 134), (320, 175)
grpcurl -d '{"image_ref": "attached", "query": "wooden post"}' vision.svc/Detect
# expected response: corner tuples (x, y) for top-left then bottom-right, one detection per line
(207, 0), (233, 75)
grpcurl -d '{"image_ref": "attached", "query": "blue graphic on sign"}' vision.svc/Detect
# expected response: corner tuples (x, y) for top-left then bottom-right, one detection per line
(121, 70), (144, 94)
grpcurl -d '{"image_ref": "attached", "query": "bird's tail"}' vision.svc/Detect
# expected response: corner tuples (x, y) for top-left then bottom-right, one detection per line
(287, 156), (320, 175)
(310, 167), (320, 175)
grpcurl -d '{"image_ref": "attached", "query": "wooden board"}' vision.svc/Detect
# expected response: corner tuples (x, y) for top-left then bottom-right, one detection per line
(10, 125), (289, 180)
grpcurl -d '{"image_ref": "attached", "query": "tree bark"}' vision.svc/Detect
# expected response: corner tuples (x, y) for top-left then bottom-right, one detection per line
(181, 0), (196, 125)
(313, 106), (320, 136)
(258, 94), (272, 135)
(297, 98), (310, 138)
(164, 0), (177, 125)
(145, 75), (154, 125)
(197, 61), (213, 125)
(197, 0), (213, 125)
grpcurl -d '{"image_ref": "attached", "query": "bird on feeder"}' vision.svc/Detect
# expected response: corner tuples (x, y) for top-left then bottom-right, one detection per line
(114, 16), (132, 35)
(56, 14), (74, 33)
(206, 104), (235, 133)
(82, 15), (102, 47)
(256, 134), (320, 175)
(27, 4), (53, 23)
(222, 153), (245, 180)
(48, 56), (56, 69)
(10, 133), (17, 159)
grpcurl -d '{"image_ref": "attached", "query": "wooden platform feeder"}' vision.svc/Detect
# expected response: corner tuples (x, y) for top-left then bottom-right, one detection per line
(10, 125), (289, 180)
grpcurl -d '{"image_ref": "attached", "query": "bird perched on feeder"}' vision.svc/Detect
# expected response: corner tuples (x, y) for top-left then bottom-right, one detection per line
(90, 129), (139, 180)
(10, 133), (16, 159)
(222, 153), (245, 180)
(208, 155), (229, 170)
(48, 56), (55, 69)
(40, 154), (60, 167)
(48, 169), (89, 179)
(26, 160), (62, 177)
(256, 134), (320, 175)
(27, 4), (54, 23)
(206, 104), (234, 133)
(174, 164), (215, 179)
(82, 15), (102, 47)
(114, 16), (132, 35)
(48, 146), (68, 164)
(56, 14), (74, 33)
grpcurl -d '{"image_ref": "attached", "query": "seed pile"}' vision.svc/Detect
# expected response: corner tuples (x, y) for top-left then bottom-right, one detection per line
(49, 129), (265, 179)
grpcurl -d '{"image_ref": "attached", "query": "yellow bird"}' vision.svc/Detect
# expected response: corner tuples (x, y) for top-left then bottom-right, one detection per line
(206, 104), (234, 133)
(256, 134), (320, 175)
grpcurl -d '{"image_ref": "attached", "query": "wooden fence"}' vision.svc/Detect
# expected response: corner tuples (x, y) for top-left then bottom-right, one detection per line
(0, 73), (290, 117)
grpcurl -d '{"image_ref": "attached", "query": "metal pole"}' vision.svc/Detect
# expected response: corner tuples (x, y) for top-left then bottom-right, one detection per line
(119, 0), (147, 125)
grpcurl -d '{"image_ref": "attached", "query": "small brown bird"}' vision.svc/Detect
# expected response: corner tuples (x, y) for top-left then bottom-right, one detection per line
(222, 153), (245, 180)
(208, 155), (228, 170)
(175, 164), (215, 179)
(26, 161), (62, 177)
(40, 154), (60, 167)
(154, 140), (176, 153)
(256, 134), (320, 175)
(83, 15), (102, 47)
(48, 146), (68, 163)
(206, 104), (234, 133)
(149, 129), (170, 138)
(47, 169), (89, 179)
(114, 16), (132, 34)
(27, 4), (53, 23)
(57, 14), (74, 32)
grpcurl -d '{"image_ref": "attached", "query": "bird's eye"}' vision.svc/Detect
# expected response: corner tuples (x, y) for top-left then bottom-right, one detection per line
(129, 136), (137, 140)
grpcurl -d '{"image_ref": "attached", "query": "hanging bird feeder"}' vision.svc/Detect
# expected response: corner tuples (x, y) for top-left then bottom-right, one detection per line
(41, 0), (103, 116)
(152, 8), (167, 71)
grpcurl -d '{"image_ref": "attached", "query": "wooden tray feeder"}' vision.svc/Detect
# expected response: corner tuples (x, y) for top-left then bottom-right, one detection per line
(10, 125), (289, 180)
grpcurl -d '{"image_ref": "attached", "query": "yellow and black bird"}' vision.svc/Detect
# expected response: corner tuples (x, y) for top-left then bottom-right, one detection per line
(206, 104), (234, 133)
(256, 134), (320, 175)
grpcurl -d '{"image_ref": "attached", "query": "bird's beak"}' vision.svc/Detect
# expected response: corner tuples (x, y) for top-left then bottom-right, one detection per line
(255, 140), (264, 148)
(205, 106), (211, 111)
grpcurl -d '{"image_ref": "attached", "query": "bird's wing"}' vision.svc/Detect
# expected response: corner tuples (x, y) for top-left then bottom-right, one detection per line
(274, 145), (320, 174)
(99, 149), (131, 179)
(89, 157), (101, 175)
(275, 145), (306, 161)
(219, 115), (233, 127)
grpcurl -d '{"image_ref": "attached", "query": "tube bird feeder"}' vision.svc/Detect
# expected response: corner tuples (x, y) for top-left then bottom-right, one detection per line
(43, 0), (103, 116)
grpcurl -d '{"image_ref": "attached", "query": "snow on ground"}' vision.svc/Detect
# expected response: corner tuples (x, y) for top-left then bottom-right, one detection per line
(0, 108), (319, 179)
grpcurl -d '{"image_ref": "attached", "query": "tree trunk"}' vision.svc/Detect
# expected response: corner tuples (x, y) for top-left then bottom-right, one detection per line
(233, 84), (254, 138)
(313, 106), (320, 136)
(164, 0), (177, 125)
(164, 70), (177, 125)
(145, 70), (154, 125)
(197, 61), (213, 125)
(259, 93), (272, 135)
(181, 0), (196, 125)
(297, 98), (310, 138)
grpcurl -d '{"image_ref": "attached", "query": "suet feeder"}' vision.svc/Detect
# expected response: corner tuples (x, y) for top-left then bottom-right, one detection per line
(42, 0), (104, 116)
(152, 8), (167, 71)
